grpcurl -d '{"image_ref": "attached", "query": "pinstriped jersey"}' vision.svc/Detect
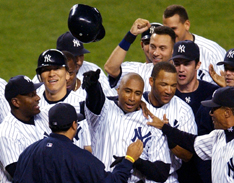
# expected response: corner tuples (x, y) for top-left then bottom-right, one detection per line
(142, 94), (197, 183)
(194, 34), (226, 85)
(77, 61), (117, 96)
(85, 98), (171, 182)
(114, 62), (154, 92)
(0, 112), (51, 182)
(194, 128), (234, 182)
(37, 90), (91, 148)
(0, 78), (10, 124)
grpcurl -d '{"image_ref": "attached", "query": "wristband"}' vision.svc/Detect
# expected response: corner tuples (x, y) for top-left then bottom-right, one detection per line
(125, 155), (135, 163)
(118, 31), (136, 51)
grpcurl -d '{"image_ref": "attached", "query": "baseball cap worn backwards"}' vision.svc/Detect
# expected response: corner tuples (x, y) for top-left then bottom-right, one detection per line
(217, 48), (234, 67)
(5, 75), (42, 101)
(170, 40), (200, 61)
(201, 86), (234, 108)
(56, 31), (90, 56)
(49, 103), (84, 130)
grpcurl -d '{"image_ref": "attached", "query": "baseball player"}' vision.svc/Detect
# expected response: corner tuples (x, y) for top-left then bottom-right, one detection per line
(209, 48), (234, 87)
(83, 70), (171, 182)
(0, 75), (51, 182)
(104, 18), (176, 92)
(0, 78), (10, 124)
(170, 40), (219, 183)
(56, 31), (117, 97)
(13, 103), (144, 183)
(35, 49), (91, 152)
(63, 51), (86, 97)
(163, 5), (226, 85)
(141, 61), (197, 183)
(148, 86), (234, 183)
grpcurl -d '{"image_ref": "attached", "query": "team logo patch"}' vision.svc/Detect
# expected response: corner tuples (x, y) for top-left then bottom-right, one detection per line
(178, 45), (185, 53)
(73, 39), (81, 47)
(44, 54), (52, 62)
(227, 157), (234, 179)
(185, 96), (191, 103)
(227, 50), (234, 58)
(132, 127), (151, 147)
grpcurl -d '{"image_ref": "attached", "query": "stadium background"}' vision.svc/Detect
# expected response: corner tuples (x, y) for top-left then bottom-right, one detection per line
(0, 0), (233, 81)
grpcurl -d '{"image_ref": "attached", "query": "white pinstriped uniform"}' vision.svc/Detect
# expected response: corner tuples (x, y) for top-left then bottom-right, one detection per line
(193, 128), (234, 182)
(0, 111), (51, 183)
(37, 90), (91, 149)
(194, 34), (226, 84)
(85, 98), (171, 182)
(114, 62), (154, 92)
(77, 61), (117, 96)
(0, 78), (10, 124)
(142, 95), (197, 183)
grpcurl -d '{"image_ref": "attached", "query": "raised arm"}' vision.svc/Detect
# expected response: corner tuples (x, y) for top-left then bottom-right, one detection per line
(104, 18), (150, 78)
(209, 64), (226, 87)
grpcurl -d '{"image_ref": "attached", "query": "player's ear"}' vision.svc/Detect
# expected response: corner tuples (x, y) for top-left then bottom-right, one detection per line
(71, 121), (78, 130)
(149, 77), (154, 87)
(184, 20), (190, 31)
(224, 107), (232, 118)
(195, 61), (201, 70)
(11, 98), (20, 108)
(140, 41), (144, 50)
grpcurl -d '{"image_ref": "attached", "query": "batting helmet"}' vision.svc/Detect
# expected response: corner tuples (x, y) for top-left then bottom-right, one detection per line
(141, 22), (163, 41)
(68, 4), (105, 43)
(36, 49), (68, 76)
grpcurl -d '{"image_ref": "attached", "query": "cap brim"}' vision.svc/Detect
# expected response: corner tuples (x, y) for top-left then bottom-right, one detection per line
(169, 55), (192, 61)
(34, 82), (43, 90)
(217, 61), (234, 67)
(201, 100), (220, 108)
(77, 113), (85, 122)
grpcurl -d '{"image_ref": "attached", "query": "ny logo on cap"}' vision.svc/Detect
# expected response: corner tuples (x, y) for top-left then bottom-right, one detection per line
(44, 54), (52, 62)
(73, 39), (81, 47)
(227, 50), (234, 58)
(149, 26), (155, 34)
(24, 76), (32, 83)
(178, 45), (185, 53)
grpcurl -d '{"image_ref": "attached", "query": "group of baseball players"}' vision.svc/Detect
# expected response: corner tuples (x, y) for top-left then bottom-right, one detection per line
(0, 4), (234, 183)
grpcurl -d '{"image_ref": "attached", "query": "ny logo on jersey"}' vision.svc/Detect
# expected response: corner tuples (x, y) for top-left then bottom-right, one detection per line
(73, 39), (81, 47)
(227, 157), (234, 179)
(74, 126), (82, 141)
(132, 127), (151, 147)
(198, 70), (206, 80)
(227, 50), (234, 58)
(178, 45), (185, 53)
(44, 54), (52, 62)
(185, 96), (191, 103)
(24, 76), (32, 83)
(173, 119), (179, 128)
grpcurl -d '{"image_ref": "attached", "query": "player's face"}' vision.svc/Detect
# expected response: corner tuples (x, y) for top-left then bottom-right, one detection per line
(149, 34), (174, 65)
(141, 40), (151, 63)
(17, 91), (40, 117)
(150, 70), (177, 107)
(173, 59), (201, 87)
(75, 54), (84, 70)
(40, 66), (69, 95)
(224, 64), (234, 87)
(209, 106), (228, 129)
(67, 60), (78, 91)
(117, 79), (143, 113)
(163, 14), (190, 42)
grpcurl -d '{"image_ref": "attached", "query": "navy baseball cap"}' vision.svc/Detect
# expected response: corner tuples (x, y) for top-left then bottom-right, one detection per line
(201, 87), (234, 108)
(141, 22), (163, 41)
(49, 103), (84, 130)
(170, 40), (200, 61)
(217, 48), (234, 67)
(5, 75), (42, 101)
(56, 31), (90, 56)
